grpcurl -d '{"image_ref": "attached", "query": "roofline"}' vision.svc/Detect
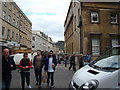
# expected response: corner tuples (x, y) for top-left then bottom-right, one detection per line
(64, 1), (72, 26)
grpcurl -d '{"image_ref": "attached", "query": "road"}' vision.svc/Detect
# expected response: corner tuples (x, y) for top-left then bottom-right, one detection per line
(10, 64), (76, 89)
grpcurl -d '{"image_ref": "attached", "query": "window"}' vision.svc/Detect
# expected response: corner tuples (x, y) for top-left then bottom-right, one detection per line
(16, 33), (18, 41)
(3, 1), (7, 6)
(32, 37), (35, 41)
(9, 3), (12, 11)
(74, 16), (76, 30)
(112, 39), (118, 47)
(16, 21), (18, 27)
(110, 13), (118, 24)
(7, 29), (10, 40)
(2, 27), (5, 38)
(91, 12), (99, 23)
(3, 11), (6, 20)
(8, 15), (11, 23)
(92, 38), (100, 55)
(32, 43), (35, 48)
(74, 2), (76, 7)
(19, 35), (21, 43)
(23, 37), (24, 44)
(13, 19), (15, 25)
(12, 31), (14, 40)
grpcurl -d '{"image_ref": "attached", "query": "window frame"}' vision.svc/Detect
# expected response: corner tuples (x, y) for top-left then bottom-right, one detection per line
(91, 38), (100, 56)
(7, 29), (10, 40)
(32, 37), (35, 41)
(111, 39), (118, 47)
(2, 27), (5, 38)
(12, 31), (14, 40)
(32, 43), (35, 48)
(110, 12), (118, 24)
(8, 15), (11, 23)
(13, 19), (15, 26)
(90, 11), (100, 23)
(16, 33), (18, 41)
(3, 11), (6, 20)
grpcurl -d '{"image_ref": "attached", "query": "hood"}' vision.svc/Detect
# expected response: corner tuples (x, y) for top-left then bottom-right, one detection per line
(72, 65), (111, 86)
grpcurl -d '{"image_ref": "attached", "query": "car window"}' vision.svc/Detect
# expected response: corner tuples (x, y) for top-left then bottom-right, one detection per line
(94, 55), (119, 68)
(90, 47), (120, 70)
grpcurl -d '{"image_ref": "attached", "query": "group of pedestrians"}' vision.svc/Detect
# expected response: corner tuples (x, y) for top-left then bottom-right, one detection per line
(2, 48), (57, 90)
(67, 53), (91, 71)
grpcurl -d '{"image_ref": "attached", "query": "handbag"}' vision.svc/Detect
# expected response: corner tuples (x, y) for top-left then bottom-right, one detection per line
(42, 71), (47, 83)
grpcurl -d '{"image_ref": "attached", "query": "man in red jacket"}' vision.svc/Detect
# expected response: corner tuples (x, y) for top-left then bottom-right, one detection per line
(18, 53), (32, 90)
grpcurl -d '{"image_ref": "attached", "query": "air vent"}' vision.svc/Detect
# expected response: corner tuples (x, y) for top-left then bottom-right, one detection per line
(87, 69), (99, 75)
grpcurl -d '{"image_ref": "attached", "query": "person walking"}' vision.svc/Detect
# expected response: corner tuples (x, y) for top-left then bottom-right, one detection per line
(64, 54), (68, 67)
(85, 52), (91, 63)
(69, 54), (76, 71)
(78, 53), (84, 69)
(44, 50), (57, 88)
(2, 48), (16, 90)
(33, 50), (45, 88)
(18, 53), (32, 90)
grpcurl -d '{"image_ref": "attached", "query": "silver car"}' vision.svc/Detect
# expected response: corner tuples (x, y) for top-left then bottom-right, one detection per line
(69, 45), (120, 90)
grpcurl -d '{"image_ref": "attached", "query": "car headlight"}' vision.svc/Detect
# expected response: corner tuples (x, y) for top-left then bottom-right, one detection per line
(80, 79), (99, 90)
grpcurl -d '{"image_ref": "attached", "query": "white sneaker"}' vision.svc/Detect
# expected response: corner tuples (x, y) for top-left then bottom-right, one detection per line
(51, 86), (54, 88)
(28, 85), (32, 88)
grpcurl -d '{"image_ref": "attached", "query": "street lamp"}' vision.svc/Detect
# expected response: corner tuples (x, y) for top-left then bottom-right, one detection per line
(78, 16), (83, 53)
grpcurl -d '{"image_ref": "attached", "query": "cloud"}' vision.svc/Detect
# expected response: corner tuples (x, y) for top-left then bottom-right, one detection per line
(14, 0), (71, 42)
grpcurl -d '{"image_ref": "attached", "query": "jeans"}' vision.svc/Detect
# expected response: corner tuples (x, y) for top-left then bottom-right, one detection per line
(20, 72), (30, 90)
(69, 63), (76, 71)
(34, 68), (42, 85)
(47, 72), (54, 86)
(2, 78), (11, 90)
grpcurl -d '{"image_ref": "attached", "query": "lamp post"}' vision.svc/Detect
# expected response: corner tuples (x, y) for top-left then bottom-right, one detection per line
(78, 16), (83, 54)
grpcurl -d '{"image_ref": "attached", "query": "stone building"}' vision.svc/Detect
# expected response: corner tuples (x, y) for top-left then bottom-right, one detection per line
(32, 31), (53, 52)
(64, 0), (120, 59)
(0, 1), (32, 51)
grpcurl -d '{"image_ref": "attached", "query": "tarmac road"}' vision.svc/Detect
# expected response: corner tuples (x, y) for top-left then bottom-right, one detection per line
(10, 64), (75, 89)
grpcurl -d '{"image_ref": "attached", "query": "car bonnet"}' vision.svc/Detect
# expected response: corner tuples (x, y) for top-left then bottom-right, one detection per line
(72, 65), (112, 86)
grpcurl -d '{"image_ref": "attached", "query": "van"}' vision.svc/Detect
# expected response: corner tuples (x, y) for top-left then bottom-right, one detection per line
(69, 45), (120, 89)
(11, 53), (33, 65)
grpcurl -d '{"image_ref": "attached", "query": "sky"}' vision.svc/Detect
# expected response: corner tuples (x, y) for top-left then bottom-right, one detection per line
(14, 0), (71, 42)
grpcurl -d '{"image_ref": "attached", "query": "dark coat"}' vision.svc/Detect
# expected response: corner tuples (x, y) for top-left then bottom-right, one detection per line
(33, 55), (45, 69)
(2, 55), (16, 80)
(70, 55), (75, 64)
(44, 55), (57, 72)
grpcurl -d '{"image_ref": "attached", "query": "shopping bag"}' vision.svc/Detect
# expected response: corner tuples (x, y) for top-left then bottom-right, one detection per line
(42, 71), (47, 83)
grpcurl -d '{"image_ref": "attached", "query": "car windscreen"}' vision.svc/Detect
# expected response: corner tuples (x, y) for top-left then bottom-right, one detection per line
(90, 47), (120, 70)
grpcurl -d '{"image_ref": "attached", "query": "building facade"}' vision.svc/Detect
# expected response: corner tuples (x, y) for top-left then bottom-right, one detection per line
(32, 31), (53, 52)
(64, 0), (120, 59)
(0, 1), (32, 51)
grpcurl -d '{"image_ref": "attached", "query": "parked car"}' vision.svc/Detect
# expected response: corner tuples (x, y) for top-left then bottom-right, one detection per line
(69, 45), (120, 90)
(10, 53), (33, 65)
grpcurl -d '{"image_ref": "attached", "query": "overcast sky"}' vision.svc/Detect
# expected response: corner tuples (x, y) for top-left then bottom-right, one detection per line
(14, 0), (71, 42)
